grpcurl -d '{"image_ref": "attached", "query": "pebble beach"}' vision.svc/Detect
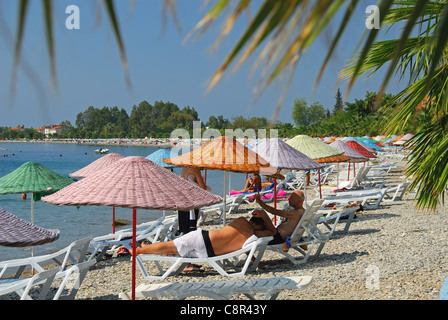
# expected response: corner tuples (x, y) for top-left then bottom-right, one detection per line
(69, 159), (448, 300)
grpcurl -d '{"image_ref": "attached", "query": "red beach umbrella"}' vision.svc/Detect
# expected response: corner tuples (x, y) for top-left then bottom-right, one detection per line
(345, 140), (377, 159)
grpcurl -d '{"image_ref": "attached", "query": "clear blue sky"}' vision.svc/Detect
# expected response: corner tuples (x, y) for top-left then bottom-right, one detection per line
(0, 0), (406, 129)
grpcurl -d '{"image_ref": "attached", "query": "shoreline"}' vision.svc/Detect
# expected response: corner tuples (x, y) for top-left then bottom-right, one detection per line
(0, 139), (174, 149)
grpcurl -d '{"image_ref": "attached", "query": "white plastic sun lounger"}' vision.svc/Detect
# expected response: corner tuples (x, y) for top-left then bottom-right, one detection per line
(0, 259), (96, 300)
(135, 236), (273, 282)
(197, 194), (244, 226)
(88, 217), (166, 259)
(0, 237), (93, 279)
(0, 267), (58, 300)
(322, 187), (389, 209)
(318, 206), (359, 237)
(119, 276), (312, 300)
(266, 199), (327, 265)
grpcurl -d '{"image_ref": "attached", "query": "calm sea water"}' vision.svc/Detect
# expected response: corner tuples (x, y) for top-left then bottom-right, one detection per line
(0, 142), (247, 261)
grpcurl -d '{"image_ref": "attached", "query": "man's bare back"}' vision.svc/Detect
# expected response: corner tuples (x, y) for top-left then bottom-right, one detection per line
(131, 212), (275, 258)
(208, 217), (255, 255)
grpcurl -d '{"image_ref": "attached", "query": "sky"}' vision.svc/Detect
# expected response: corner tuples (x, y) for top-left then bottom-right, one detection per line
(0, 0), (407, 129)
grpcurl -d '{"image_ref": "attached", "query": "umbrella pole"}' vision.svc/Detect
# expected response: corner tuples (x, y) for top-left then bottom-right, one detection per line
(337, 163), (340, 189)
(229, 172), (231, 192)
(348, 162), (350, 180)
(132, 208), (137, 300)
(223, 171), (227, 226)
(31, 192), (34, 225)
(113, 207), (116, 234)
(274, 178), (277, 225)
(303, 171), (307, 209)
(274, 179), (277, 209)
(318, 169), (322, 199)
(31, 193), (34, 259)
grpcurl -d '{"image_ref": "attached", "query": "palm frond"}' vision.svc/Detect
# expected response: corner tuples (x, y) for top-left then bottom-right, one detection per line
(103, 0), (132, 90)
(406, 114), (448, 210)
(10, 0), (29, 95)
(42, 0), (57, 90)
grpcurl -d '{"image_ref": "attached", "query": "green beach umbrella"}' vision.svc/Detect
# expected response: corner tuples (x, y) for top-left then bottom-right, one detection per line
(0, 162), (74, 225)
(286, 135), (347, 161)
(286, 135), (349, 200)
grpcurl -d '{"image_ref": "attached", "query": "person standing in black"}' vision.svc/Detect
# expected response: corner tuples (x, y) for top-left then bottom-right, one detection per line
(178, 167), (211, 235)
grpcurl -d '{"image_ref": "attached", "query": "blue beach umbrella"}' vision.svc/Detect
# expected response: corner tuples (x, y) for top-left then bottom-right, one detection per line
(145, 149), (175, 168)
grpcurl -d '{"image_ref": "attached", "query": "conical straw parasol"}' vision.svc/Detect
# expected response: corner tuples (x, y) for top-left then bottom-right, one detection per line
(286, 135), (350, 199)
(0, 207), (60, 247)
(253, 138), (322, 209)
(329, 140), (368, 163)
(390, 135), (403, 143)
(69, 153), (124, 178)
(145, 149), (175, 168)
(42, 156), (222, 300)
(356, 137), (384, 152)
(345, 140), (377, 159)
(164, 135), (272, 173)
(69, 152), (125, 233)
(43, 156), (222, 210)
(164, 136), (273, 225)
(330, 140), (369, 187)
(286, 135), (349, 162)
(0, 162), (74, 224)
(253, 138), (323, 171)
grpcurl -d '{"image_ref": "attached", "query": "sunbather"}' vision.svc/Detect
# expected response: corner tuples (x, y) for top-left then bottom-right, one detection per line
(130, 210), (276, 258)
(235, 173), (262, 193)
(253, 190), (305, 245)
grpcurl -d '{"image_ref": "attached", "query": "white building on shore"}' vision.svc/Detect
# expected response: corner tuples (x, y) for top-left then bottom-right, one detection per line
(35, 124), (63, 137)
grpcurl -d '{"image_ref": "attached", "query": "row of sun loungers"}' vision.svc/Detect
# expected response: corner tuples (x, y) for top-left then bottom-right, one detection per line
(0, 237), (96, 300)
(1, 154), (409, 300)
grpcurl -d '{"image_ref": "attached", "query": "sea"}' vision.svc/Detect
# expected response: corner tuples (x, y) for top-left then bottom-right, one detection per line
(0, 142), (248, 262)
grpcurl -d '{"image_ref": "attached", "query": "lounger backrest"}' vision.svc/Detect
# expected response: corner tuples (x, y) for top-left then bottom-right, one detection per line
(289, 199), (324, 242)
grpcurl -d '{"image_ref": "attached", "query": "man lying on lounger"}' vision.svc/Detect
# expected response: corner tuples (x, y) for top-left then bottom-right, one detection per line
(130, 210), (276, 258)
(253, 190), (306, 245)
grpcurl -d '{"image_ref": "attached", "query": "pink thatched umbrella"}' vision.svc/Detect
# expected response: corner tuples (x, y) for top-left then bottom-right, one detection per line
(42, 156), (222, 300)
(69, 153), (125, 233)
(69, 153), (125, 178)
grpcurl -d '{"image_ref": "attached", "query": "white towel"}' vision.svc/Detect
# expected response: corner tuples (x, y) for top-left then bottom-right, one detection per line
(242, 234), (258, 247)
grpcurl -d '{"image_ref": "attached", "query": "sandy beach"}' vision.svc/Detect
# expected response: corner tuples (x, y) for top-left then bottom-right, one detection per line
(64, 158), (448, 300)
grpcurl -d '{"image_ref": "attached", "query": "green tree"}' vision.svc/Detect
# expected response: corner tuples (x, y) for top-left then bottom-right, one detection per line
(292, 98), (326, 127)
(333, 88), (344, 114)
(129, 101), (154, 136)
(292, 98), (308, 126)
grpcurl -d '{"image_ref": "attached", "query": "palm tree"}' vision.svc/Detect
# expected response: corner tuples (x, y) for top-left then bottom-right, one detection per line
(340, 1), (448, 210)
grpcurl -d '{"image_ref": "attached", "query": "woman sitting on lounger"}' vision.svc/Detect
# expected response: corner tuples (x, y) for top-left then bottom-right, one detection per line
(235, 173), (262, 193)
